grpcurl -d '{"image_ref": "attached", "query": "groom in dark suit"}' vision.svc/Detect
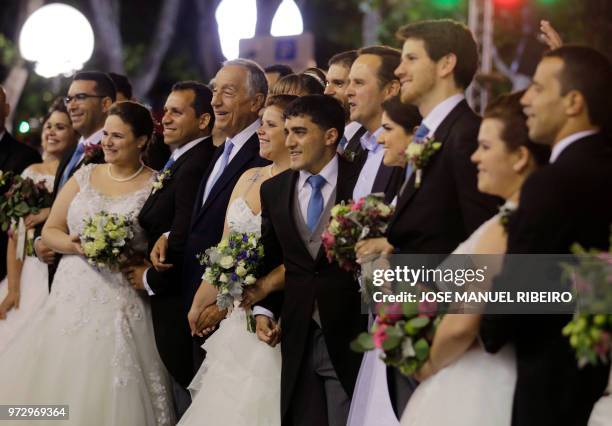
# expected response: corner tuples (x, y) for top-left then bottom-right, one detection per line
(358, 20), (500, 417)
(123, 81), (217, 417)
(0, 85), (41, 281)
(480, 46), (612, 426)
(34, 71), (115, 288)
(255, 95), (368, 426)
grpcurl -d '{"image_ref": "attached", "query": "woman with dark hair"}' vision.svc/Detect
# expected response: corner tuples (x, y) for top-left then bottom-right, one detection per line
(0, 101), (174, 425)
(398, 91), (549, 426)
(0, 99), (78, 352)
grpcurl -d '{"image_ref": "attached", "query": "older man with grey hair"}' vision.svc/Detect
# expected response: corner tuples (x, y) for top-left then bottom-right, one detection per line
(161, 58), (270, 381)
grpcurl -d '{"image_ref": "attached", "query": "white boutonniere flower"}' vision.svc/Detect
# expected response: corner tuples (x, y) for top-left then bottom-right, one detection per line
(152, 169), (172, 194)
(405, 136), (442, 188)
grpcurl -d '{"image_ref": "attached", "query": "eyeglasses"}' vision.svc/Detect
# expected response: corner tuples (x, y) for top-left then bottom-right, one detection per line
(63, 93), (106, 105)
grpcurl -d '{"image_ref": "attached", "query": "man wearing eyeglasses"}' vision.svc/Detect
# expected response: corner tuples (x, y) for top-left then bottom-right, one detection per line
(34, 71), (117, 288)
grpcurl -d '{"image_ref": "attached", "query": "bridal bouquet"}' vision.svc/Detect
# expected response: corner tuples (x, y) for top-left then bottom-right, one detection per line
(0, 172), (53, 258)
(81, 211), (135, 270)
(562, 232), (612, 367)
(352, 298), (442, 376)
(197, 231), (264, 332)
(322, 193), (394, 273)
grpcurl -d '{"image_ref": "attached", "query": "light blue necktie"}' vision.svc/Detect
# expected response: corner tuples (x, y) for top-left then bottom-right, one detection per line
(414, 123), (430, 143)
(337, 136), (348, 153)
(59, 143), (86, 189)
(359, 132), (379, 152)
(203, 140), (234, 203)
(162, 156), (175, 171)
(306, 175), (326, 233)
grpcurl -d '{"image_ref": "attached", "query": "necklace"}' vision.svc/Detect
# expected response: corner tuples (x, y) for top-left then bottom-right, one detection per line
(107, 163), (145, 182)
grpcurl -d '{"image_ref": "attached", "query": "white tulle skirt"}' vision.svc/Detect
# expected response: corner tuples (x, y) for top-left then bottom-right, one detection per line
(400, 345), (516, 426)
(0, 255), (49, 354)
(588, 362), (612, 426)
(179, 305), (282, 426)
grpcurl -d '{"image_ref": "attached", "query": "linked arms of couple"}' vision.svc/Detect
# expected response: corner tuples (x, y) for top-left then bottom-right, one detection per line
(147, 233), (285, 346)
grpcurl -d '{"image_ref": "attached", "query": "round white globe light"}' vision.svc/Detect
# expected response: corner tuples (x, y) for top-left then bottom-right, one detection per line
(216, 0), (257, 60)
(19, 3), (94, 78)
(271, 0), (303, 37)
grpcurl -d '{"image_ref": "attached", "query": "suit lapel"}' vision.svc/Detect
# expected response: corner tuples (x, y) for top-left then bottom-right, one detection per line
(285, 171), (315, 262)
(197, 133), (260, 220)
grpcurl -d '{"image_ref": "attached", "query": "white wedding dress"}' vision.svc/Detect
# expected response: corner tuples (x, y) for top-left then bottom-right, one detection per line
(0, 165), (174, 426)
(179, 196), (282, 426)
(0, 167), (53, 353)
(400, 214), (516, 426)
(588, 360), (612, 425)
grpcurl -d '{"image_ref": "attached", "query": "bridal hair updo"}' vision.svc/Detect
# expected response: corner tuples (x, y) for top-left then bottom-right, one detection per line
(107, 101), (154, 151)
(381, 96), (422, 135)
(483, 91), (550, 166)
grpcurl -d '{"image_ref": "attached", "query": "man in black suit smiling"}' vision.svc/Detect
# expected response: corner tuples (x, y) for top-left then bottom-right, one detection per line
(124, 81), (217, 417)
(256, 95), (367, 426)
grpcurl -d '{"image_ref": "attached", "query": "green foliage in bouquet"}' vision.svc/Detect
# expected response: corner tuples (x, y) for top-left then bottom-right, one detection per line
(81, 212), (135, 270)
(0, 171), (53, 232)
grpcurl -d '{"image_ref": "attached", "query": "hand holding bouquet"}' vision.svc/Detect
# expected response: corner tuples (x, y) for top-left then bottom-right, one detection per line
(322, 193), (394, 272)
(198, 231), (264, 332)
(0, 171), (53, 259)
(81, 211), (135, 270)
(352, 298), (442, 376)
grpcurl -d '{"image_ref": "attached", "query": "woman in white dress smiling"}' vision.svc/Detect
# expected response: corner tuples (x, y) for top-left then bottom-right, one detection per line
(179, 95), (297, 426)
(0, 100), (78, 353)
(396, 92), (550, 426)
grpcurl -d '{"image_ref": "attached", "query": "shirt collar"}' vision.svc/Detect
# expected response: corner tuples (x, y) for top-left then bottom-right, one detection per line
(298, 154), (339, 190)
(360, 127), (383, 153)
(79, 128), (105, 146)
(172, 136), (207, 161)
(550, 130), (599, 163)
(225, 119), (260, 150)
(344, 122), (362, 142)
(422, 94), (465, 137)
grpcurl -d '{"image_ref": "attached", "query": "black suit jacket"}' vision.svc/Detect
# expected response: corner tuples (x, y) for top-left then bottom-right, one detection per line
(387, 100), (500, 254)
(138, 138), (216, 387)
(45, 140), (105, 288)
(182, 133), (269, 306)
(0, 132), (41, 280)
(480, 134), (612, 426)
(343, 124), (367, 162)
(259, 156), (368, 421)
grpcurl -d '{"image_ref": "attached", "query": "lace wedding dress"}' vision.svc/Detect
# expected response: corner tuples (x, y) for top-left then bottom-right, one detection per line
(0, 165), (174, 426)
(179, 196), (282, 426)
(588, 361), (612, 425)
(400, 213), (516, 426)
(0, 168), (54, 353)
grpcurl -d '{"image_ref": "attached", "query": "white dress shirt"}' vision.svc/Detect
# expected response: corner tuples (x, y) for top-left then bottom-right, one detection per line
(550, 130), (598, 163)
(253, 155), (339, 320)
(142, 137), (208, 296)
(421, 94), (465, 138)
(344, 121), (362, 142)
(352, 127), (384, 201)
(202, 120), (260, 206)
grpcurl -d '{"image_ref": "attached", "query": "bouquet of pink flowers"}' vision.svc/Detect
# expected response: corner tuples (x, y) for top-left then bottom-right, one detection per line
(321, 193), (394, 272)
(351, 298), (443, 376)
(562, 231), (612, 367)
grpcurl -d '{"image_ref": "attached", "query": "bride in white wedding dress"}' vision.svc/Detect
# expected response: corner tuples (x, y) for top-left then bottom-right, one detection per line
(0, 102), (174, 425)
(391, 93), (549, 426)
(178, 95), (294, 426)
(0, 104), (78, 353)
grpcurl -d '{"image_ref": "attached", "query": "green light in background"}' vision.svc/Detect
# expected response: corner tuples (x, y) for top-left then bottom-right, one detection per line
(432, 0), (461, 10)
(18, 121), (30, 134)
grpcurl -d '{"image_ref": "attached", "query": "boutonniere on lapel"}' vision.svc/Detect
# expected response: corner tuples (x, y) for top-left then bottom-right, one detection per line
(498, 201), (517, 233)
(152, 169), (172, 194)
(405, 137), (442, 188)
(341, 148), (357, 163)
(82, 143), (105, 165)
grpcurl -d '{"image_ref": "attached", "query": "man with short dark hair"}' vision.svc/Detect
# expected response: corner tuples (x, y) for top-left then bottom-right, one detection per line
(0, 85), (41, 281)
(481, 45), (612, 426)
(123, 80), (217, 418)
(346, 45), (404, 203)
(256, 94), (367, 426)
(34, 71), (116, 287)
(109, 72), (133, 101)
(265, 63), (294, 89)
(325, 50), (366, 154)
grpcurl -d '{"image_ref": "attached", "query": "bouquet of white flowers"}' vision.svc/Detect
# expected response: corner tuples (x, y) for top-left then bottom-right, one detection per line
(198, 231), (264, 332)
(81, 211), (135, 270)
